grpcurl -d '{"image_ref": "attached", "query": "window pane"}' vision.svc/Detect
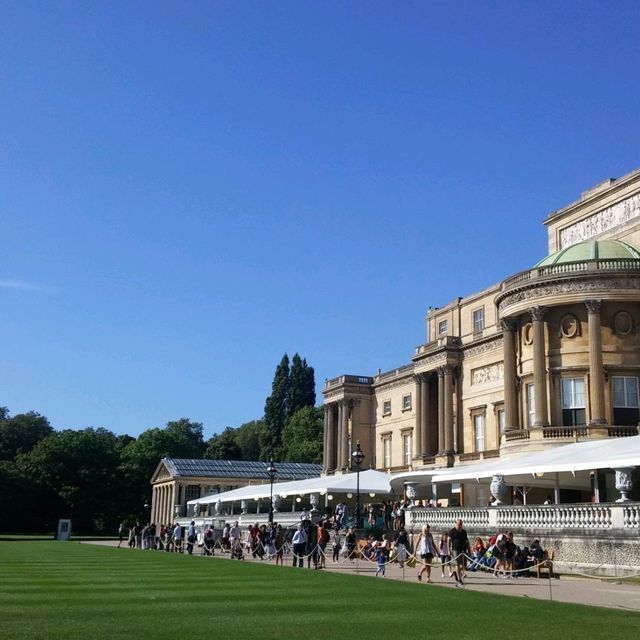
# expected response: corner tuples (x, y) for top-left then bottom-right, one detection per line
(613, 378), (626, 407)
(561, 379), (572, 408)
(574, 379), (585, 407)
(626, 378), (639, 407)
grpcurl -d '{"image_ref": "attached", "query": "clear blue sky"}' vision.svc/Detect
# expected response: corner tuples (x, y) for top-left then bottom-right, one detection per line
(2, 1), (639, 438)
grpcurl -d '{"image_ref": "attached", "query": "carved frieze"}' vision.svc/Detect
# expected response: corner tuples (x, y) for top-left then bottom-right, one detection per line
(375, 377), (415, 393)
(462, 337), (502, 359)
(498, 278), (640, 314)
(471, 362), (504, 385)
(559, 193), (640, 249)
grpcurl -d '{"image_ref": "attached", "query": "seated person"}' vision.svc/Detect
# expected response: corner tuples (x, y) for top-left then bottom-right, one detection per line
(468, 536), (486, 571)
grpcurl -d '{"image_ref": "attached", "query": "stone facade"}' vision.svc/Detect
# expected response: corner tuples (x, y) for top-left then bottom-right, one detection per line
(323, 170), (640, 505)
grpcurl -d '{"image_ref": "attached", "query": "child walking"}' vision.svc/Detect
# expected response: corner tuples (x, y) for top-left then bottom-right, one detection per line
(439, 533), (453, 578)
(375, 541), (387, 577)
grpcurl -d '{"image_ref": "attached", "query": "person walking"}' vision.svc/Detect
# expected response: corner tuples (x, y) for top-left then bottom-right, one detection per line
(292, 523), (307, 568)
(186, 520), (196, 555)
(415, 524), (437, 583)
(394, 525), (410, 568)
(449, 519), (470, 587)
(375, 541), (388, 577)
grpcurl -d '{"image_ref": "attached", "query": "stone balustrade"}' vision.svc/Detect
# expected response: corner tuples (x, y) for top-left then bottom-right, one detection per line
(406, 503), (640, 573)
(502, 425), (639, 446)
(405, 503), (640, 533)
(500, 258), (640, 292)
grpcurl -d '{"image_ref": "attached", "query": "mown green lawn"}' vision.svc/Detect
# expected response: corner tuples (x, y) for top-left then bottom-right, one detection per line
(0, 542), (637, 640)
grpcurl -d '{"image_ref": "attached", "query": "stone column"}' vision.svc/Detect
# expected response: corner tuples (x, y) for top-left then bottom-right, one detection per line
(326, 404), (335, 473)
(437, 368), (445, 454)
(322, 406), (328, 472)
(336, 402), (343, 471)
(341, 400), (350, 471)
(501, 318), (519, 430)
(162, 486), (168, 523)
(586, 300), (606, 425)
(443, 366), (455, 453)
(529, 307), (549, 427)
(413, 374), (422, 458)
(420, 374), (429, 455)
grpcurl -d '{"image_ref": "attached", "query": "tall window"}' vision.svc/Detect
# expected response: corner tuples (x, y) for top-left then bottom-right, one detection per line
(402, 394), (412, 411)
(474, 414), (485, 452)
(438, 319), (448, 335)
(497, 408), (506, 434)
(383, 438), (392, 468)
(473, 308), (484, 333)
(402, 433), (412, 466)
(562, 378), (586, 426)
(382, 400), (392, 416)
(526, 384), (535, 427)
(612, 376), (640, 425)
(184, 484), (201, 503)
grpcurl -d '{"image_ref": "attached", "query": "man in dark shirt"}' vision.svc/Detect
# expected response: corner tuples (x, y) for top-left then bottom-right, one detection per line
(448, 519), (470, 585)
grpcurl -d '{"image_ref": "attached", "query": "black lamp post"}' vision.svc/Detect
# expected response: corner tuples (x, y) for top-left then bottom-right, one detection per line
(267, 459), (277, 523)
(351, 441), (365, 529)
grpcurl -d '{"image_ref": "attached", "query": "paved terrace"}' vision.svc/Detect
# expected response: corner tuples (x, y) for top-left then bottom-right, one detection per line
(85, 539), (640, 612)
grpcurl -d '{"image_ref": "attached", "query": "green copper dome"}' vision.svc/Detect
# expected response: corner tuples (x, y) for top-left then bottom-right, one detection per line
(535, 239), (640, 267)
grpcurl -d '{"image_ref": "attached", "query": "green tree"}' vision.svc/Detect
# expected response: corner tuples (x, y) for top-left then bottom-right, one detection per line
(287, 353), (316, 418)
(119, 417), (206, 516)
(280, 406), (323, 463)
(261, 354), (290, 460)
(0, 460), (44, 532)
(0, 410), (53, 460)
(205, 427), (241, 460)
(235, 419), (265, 460)
(17, 427), (123, 532)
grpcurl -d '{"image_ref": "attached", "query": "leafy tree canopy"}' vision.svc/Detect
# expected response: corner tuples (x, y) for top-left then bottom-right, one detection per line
(280, 406), (323, 464)
(205, 427), (242, 460)
(0, 410), (53, 460)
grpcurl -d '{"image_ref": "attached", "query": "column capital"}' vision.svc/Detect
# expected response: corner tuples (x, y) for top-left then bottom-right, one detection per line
(500, 318), (517, 332)
(585, 299), (602, 314)
(528, 306), (546, 322)
(437, 364), (455, 376)
(413, 373), (423, 384)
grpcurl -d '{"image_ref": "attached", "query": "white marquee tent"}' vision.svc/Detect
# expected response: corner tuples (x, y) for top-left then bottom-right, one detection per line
(187, 468), (393, 509)
(390, 435), (640, 496)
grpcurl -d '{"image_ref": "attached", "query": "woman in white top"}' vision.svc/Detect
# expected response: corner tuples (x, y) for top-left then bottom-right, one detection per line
(415, 524), (437, 583)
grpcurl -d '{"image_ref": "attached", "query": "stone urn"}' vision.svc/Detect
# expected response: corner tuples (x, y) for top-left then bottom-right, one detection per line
(404, 482), (418, 507)
(240, 500), (248, 514)
(615, 468), (634, 502)
(490, 474), (507, 505)
(272, 494), (281, 512)
(214, 500), (222, 516)
(309, 493), (320, 512)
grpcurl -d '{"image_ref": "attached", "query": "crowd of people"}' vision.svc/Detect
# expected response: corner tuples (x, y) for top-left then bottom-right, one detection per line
(117, 514), (549, 584)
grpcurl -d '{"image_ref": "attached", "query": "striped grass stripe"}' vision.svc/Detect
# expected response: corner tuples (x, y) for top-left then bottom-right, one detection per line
(0, 542), (637, 639)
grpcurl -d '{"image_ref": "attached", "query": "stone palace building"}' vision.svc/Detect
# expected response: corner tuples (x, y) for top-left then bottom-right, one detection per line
(322, 168), (640, 506)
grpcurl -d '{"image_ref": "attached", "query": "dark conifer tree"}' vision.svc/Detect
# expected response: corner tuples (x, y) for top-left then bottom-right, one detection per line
(261, 354), (290, 460)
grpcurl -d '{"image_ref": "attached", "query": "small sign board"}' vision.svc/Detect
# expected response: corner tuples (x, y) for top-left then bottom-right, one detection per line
(57, 519), (72, 541)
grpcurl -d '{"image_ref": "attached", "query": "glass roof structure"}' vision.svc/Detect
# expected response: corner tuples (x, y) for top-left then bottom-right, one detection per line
(163, 458), (322, 480)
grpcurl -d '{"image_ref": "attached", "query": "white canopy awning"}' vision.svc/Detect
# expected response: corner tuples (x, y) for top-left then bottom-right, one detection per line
(431, 436), (640, 484)
(188, 469), (393, 506)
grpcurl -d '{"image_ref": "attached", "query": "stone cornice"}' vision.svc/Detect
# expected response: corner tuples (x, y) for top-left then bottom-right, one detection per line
(545, 167), (640, 223)
(461, 335), (502, 360)
(497, 273), (640, 318)
(373, 375), (415, 393)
